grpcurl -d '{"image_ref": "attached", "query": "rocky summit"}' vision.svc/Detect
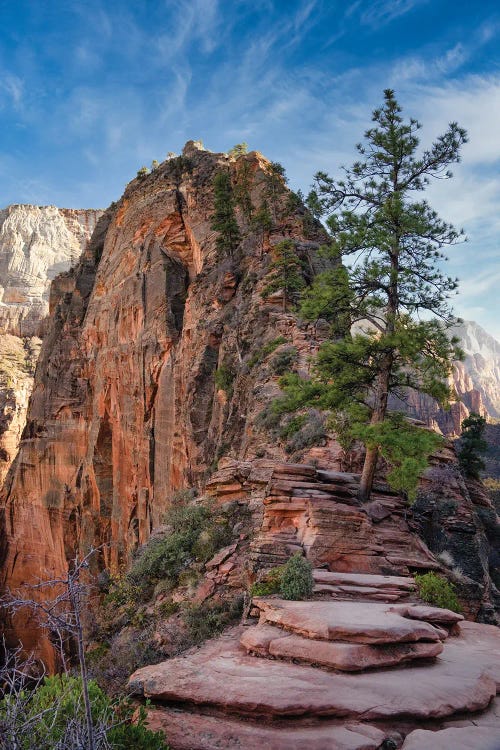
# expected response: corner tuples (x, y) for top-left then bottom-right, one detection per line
(0, 145), (499, 747)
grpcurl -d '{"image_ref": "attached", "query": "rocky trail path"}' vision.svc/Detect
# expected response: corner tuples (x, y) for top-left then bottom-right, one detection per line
(130, 570), (500, 749)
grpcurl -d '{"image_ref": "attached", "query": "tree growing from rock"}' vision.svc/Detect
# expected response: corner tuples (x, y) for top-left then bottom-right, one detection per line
(211, 170), (241, 257)
(458, 412), (487, 479)
(278, 90), (467, 501)
(261, 240), (305, 311)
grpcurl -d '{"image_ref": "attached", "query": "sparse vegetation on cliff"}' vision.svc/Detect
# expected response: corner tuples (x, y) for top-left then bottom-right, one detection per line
(261, 240), (306, 311)
(211, 170), (241, 257)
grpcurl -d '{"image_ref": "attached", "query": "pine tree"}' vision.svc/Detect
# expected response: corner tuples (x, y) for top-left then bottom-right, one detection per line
(261, 240), (305, 311)
(279, 90), (467, 501)
(252, 199), (273, 251)
(211, 170), (241, 257)
(458, 412), (487, 479)
(264, 161), (287, 220)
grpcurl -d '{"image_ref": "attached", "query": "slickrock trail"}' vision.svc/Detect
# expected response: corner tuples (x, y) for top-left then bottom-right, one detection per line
(131, 574), (500, 749)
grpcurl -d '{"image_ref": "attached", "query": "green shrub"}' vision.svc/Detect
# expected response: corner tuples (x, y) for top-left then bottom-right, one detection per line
(284, 410), (326, 454)
(214, 363), (236, 394)
(183, 596), (243, 644)
(248, 336), (287, 368)
(280, 553), (313, 600)
(127, 502), (233, 593)
(250, 565), (285, 596)
(0, 674), (168, 750)
(414, 572), (461, 613)
(270, 346), (298, 375)
(137, 166), (149, 177)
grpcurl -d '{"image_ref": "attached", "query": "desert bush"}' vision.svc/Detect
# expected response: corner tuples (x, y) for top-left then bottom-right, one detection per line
(270, 346), (298, 375)
(414, 572), (461, 613)
(214, 363), (236, 395)
(183, 596), (244, 644)
(280, 553), (313, 600)
(250, 565), (285, 597)
(126, 500), (246, 597)
(0, 672), (168, 750)
(284, 409), (326, 453)
(247, 336), (287, 368)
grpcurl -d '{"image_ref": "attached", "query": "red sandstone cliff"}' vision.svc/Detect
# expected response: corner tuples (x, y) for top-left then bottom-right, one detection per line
(1, 144), (498, 667)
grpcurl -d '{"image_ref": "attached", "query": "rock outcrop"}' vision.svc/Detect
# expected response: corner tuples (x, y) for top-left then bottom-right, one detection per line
(130, 575), (500, 749)
(0, 205), (102, 483)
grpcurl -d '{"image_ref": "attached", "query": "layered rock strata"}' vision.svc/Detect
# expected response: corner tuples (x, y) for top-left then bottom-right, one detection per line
(130, 575), (500, 749)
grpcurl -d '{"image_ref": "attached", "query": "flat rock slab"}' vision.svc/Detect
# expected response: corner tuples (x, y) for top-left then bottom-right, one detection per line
(254, 599), (444, 644)
(241, 624), (443, 671)
(147, 708), (388, 750)
(390, 604), (464, 625)
(401, 726), (500, 749)
(313, 570), (415, 591)
(129, 632), (496, 720)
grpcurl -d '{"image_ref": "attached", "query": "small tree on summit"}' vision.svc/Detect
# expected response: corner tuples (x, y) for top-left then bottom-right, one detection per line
(211, 170), (241, 257)
(261, 240), (305, 311)
(277, 90), (467, 502)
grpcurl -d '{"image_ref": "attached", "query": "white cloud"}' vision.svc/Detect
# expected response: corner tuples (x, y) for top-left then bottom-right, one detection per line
(359, 0), (429, 27)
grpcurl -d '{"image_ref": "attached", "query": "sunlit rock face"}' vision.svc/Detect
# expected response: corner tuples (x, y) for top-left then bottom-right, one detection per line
(452, 320), (500, 420)
(0, 205), (102, 487)
(0, 145), (329, 662)
(0, 204), (102, 337)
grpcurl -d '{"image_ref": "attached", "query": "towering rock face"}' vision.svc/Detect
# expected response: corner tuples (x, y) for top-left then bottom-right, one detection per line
(1, 145), (498, 667)
(0, 145), (329, 658)
(0, 205), (102, 484)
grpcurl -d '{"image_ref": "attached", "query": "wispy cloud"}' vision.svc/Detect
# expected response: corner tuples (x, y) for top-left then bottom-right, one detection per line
(359, 0), (430, 28)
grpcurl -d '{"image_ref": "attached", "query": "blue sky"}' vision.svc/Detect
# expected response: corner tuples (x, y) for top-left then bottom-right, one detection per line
(1, 0), (499, 338)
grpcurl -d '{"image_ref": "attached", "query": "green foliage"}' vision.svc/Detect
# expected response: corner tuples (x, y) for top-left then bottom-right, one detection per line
(263, 161), (287, 219)
(0, 674), (168, 750)
(234, 159), (254, 220)
(458, 412), (487, 479)
(247, 336), (287, 368)
(270, 346), (298, 375)
(215, 363), (236, 395)
(414, 572), (461, 613)
(183, 596), (244, 643)
(252, 199), (273, 233)
(211, 170), (241, 257)
(300, 264), (354, 337)
(228, 142), (248, 158)
(296, 90), (466, 501)
(127, 501), (234, 595)
(354, 414), (443, 501)
(280, 553), (313, 600)
(136, 166), (149, 177)
(261, 240), (306, 310)
(151, 159), (159, 171)
(250, 565), (285, 596)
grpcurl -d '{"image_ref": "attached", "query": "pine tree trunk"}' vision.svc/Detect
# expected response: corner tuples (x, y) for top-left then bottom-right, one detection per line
(358, 445), (378, 502)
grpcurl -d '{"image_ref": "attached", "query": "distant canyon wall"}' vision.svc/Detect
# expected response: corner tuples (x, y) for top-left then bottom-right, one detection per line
(0, 205), (102, 485)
